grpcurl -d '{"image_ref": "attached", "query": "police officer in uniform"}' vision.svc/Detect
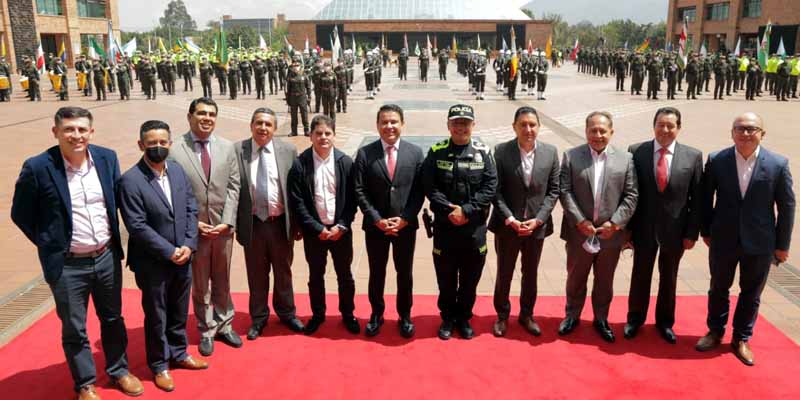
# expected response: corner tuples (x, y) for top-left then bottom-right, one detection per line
(334, 59), (348, 113)
(116, 58), (131, 100)
(267, 55), (279, 95)
(536, 54), (549, 100)
(227, 57), (240, 100)
(285, 59), (311, 136)
(75, 55), (92, 96)
(253, 56), (267, 99)
(472, 50), (487, 100)
(419, 49), (430, 82)
(92, 59), (107, 101)
(199, 57), (214, 98)
(438, 48), (449, 80)
(140, 57), (157, 100)
(398, 47), (409, 80)
(422, 104), (497, 340)
(240, 56), (252, 96)
(318, 61), (337, 120)
(180, 57), (193, 92)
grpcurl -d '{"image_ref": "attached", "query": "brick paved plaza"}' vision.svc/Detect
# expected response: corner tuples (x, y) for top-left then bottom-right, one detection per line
(1, 62), (799, 344)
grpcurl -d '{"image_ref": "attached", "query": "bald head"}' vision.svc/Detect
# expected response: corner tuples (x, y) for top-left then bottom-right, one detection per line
(731, 112), (766, 159)
(732, 112), (764, 131)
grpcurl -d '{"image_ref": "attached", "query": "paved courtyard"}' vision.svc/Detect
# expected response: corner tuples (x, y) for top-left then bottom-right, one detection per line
(1, 61), (799, 344)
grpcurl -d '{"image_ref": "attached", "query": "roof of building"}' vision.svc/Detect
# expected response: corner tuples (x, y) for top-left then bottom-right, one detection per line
(312, 0), (532, 21)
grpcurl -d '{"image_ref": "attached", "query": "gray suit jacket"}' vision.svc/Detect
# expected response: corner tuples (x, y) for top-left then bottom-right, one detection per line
(169, 132), (241, 227)
(559, 143), (638, 248)
(234, 137), (298, 245)
(488, 139), (560, 239)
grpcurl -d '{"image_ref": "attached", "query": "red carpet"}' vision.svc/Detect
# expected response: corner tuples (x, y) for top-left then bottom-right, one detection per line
(0, 290), (798, 399)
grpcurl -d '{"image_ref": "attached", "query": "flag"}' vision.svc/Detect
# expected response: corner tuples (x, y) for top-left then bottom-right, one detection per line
(35, 42), (45, 74)
(734, 36), (741, 56)
(238, 36), (242, 49)
(147, 37), (152, 53)
(259, 34), (267, 50)
(510, 27), (518, 80)
(331, 26), (342, 64)
(502, 37), (508, 52)
(624, 41), (628, 50)
(352, 33), (356, 52)
(107, 20), (116, 65)
(283, 35), (293, 56)
(700, 40), (707, 56)
(637, 38), (650, 52)
(426, 34), (432, 58)
(527, 39), (533, 54)
(758, 20), (772, 68)
(452, 35), (457, 54)
(404, 33), (408, 50)
(173, 38), (185, 52)
(183, 37), (200, 54)
(414, 41), (420, 57)
(304, 35), (309, 53)
(90, 36), (107, 58)
(157, 37), (167, 53)
(477, 34), (481, 50)
(678, 17), (688, 68)
(121, 38), (137, 57)
(216, 19), (228, 67)
(570, 38), (580, 61)
(58, 40), (67, 62)
(777, 37), (786, 57)
(545, 35), (552, 59)
(433, 35), (437, 51)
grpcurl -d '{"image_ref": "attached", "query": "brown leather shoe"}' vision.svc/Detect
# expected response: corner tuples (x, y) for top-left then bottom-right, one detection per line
(518, 316), (542, 337)
(173, 355), (209, 370)
(78, 385), (101, 400)
(154, 370), (175, 392)
(695, 331), (722, 352)
(492, 319), (507, 337)
(115, 373), (144, 396)
(732, 340), (755, 366)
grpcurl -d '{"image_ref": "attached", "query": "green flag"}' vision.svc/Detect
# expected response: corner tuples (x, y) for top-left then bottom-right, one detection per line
(216, 24), (228, 67)
(414, 41), (420, 57)
(89, 37), (106, 59)
(758, 20), (772, 69)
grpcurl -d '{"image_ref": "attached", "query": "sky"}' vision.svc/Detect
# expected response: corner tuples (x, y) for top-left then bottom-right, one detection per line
(119, 0), (667, 32)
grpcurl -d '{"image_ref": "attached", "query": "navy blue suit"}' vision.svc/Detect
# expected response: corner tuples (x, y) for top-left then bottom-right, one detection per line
(702, 146), (795, 341)
(118, 158), (199, 374)
(11, 145), (130, 392)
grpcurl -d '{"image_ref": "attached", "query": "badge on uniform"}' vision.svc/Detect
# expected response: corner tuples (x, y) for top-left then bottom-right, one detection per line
(437, 160), (454, 171)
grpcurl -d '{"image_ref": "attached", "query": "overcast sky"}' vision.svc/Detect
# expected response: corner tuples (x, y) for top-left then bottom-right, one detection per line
(119, 0), (329, 31)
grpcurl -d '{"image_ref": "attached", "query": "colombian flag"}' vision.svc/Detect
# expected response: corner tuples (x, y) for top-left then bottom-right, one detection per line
(58, 40), (67, 62)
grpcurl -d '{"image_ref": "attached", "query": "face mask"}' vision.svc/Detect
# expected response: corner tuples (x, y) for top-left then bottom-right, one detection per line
(582, 235), (601, 254)
(145, 146), (169, 163)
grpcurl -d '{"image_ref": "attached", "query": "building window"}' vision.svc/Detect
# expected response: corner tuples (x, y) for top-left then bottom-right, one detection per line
(743, 0), (761, 18)
(37, 0), (63, 15)
(705, 2), (730, 21)
(78, 0), (107, 18)
(678, 7), (696, 22)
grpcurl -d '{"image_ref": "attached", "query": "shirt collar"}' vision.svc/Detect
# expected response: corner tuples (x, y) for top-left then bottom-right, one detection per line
(62, 150), (94, 173)
(735, 146), (761, 163)
(518, 140), (537, 157)
(313, 149), (333, 164)
(147, 159), (168, 178)
(590, 147), (608, 159)
(381, 138), (400, 152)
(251, 138), (274, 156)
(190, 132), (214, 144)
(653, 139), (676, 155)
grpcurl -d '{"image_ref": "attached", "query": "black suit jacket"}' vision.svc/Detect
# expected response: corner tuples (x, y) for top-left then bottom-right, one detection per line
(488, 139), (560, 239)
(354, 139), (424, 233)
(628, 140), (703, 248)
(117, 159), (199, 272)
(288, 147), (357, 236)
(11, 145), (124, 284)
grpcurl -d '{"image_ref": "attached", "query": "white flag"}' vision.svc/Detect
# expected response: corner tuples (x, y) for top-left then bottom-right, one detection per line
(777, 37), (786, 56)
(121, 38), (137, 57)
(259, 34), (268, 50)
(734, 36), (741, 56)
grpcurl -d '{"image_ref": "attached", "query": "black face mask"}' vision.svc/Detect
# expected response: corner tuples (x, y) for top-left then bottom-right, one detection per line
(145, 146), (169, 163)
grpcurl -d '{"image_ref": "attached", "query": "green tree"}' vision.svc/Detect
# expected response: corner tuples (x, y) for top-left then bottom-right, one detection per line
(226, 25), (258, 49)
(521, 8), (535, 19)
(159, 1), (197, 34)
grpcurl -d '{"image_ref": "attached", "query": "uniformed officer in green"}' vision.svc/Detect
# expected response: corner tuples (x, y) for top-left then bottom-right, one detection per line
(116, 57), (131, 100)
(422, 104), (497, 341)
(199, 57), (214, 98)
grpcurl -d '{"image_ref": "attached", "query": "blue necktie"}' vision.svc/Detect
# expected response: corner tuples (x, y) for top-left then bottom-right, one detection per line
(255, 146), (269, 221)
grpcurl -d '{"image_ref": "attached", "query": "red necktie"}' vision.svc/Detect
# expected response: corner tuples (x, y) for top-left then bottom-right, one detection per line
(656, 148), (668, 192)
(386, 145), (396, 181)
(198, 140), (211, 181)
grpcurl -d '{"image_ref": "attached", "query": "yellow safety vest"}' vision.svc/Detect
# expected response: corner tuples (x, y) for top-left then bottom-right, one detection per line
(738, 57), (749, 72)
(767, 58), (779, 73)
(791, 59), (800, 76)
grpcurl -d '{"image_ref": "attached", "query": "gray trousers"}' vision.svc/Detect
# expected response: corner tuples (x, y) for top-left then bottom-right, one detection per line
(564, 240), (622, 321)
(243, 216), (297, 326)
(51, 249), (129, 392)
(192, 234), (235, 338)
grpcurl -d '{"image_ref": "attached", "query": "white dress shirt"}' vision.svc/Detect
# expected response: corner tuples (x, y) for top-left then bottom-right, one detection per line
(313, 150), (337, 225)
(590, 147), (608, 222)
(653, 139), (676, 182)
(735, 146), (760, 199)
(150, 163), (172, 209)
(190, 132), (214, 164)
(64, 153), (111, 253)
(249, 139), (284, 217)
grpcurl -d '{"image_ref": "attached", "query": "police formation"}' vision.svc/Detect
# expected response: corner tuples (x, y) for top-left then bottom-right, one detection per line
(576, 47), (800, 102)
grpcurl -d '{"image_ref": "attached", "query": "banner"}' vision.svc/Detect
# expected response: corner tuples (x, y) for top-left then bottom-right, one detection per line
(758, 20), (772, 68)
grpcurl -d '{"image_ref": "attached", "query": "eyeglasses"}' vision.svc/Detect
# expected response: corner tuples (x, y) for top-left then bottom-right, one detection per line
(733, 126), (763, 135)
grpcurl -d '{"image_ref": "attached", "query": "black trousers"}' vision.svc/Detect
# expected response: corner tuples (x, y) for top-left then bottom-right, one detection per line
(255, 76), (265, 99)
(183, 73), (193, 91)
(714, 78), (725, 99)
(627, 244), (684, 328)
(268, 73), (278, 94)
(336, 86), (347, 112)
(289, 103), (309, 135)
(303, 231), (356, 318)
(244, 217), (296, 325)
(707, 246), (772, 342)
(201, 78), (212, 98)
(493, 230), (544, 320)
(432, 235), (486, 321)
(134, 262), (191, 374)
(50, 250), (129, 392)
(365, 229), (416, 318)
(616, 73), (625, 91)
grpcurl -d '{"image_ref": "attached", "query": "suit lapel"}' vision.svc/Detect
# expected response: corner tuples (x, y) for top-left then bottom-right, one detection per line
(743, 148), (766, 202)
(89, 147), (116, 217)
(373, 141), (391, 183)
(724, 147), (744, 200)
(530, 142), (548, 190)
(508, 141), (526, 189)
(665, 142), (681, 193)
(240, 139), (253, 190)
(140, 160), (173, 215)
(583, 146), (596, 212)
(47, 149), (71, 216)
(181, 132), (207, 186)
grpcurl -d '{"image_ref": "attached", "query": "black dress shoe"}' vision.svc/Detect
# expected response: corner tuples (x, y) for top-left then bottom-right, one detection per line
(399, 317), (415, 338)
(199, 337), (214, 356)
(281, 318), (305, 333)
(246, 323), (265, 341)
(558, 317), (579, 336)
(658, 326), (677, 344)
(593, 320), (615, 343)
(343, 316), (360, 334)
(623, 323), (640, 339)
(438, 320), (454, 340)
(456, 320), (475, 340)
(216, 331), (243, 348)
(304, 316), (325, 335)
(365, 315), (384, 337)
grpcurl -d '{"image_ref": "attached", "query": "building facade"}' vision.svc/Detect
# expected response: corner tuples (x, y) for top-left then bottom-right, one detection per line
(666, 0), (800, 55)
(287, 0), (552, 55)
(1, 0), (120, 69)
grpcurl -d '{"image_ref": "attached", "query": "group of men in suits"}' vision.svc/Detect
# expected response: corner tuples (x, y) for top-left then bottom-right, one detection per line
(9, 100), (795, 398)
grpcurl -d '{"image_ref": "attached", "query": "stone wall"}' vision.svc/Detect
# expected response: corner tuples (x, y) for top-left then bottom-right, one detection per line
(7, 0), (36, 66)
